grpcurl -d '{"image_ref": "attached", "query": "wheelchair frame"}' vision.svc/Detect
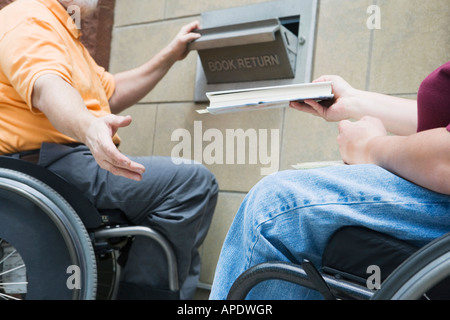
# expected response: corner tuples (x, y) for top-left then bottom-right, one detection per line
(227, 232), (450, 300)
(0, 156), (179, 300)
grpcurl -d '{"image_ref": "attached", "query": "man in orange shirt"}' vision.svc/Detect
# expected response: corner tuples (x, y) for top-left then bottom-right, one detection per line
(0, 0), (218, 300)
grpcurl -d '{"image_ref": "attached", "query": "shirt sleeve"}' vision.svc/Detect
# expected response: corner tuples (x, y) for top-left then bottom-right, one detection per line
(0, 19), (73, 111)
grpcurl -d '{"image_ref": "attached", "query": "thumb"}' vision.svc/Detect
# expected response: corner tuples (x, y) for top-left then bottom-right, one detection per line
(108, 115), (133, 130)
(106, 114), (133, 135)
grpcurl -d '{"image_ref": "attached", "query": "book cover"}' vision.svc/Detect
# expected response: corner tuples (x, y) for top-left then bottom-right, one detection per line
(197, 82), (334, 115)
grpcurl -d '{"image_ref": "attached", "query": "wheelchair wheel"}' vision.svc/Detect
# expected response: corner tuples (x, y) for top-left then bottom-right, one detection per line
(0, 168), (97, 300)
(373, 232), (450, 300)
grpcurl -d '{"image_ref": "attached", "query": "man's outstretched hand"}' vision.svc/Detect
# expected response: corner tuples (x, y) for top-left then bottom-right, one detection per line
(85, 114), (145, 181)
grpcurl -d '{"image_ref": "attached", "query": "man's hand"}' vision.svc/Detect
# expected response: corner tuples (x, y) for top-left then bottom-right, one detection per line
(166, 20), (201, 62)
(289, 75), (356, 122)
(338, 117), (450, 195)
(33, 74), (145, 181)
(289, 75), (418, 136)
(337, 116), (387, 165)
(84, 115), (146, 181)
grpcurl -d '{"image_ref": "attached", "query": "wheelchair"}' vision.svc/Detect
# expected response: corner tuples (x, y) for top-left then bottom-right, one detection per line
(0, 156), (178, 300)
(227, 226), (450, 300)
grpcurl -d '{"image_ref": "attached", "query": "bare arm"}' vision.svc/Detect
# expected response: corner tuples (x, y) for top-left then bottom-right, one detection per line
(290, 75), (418, 136)
(342, 89), (418, 136)
(32, 73), (145, 181)
(338, 116), (450, 195)
(291, 75), (450, 194)
(108, 21), (201, 114)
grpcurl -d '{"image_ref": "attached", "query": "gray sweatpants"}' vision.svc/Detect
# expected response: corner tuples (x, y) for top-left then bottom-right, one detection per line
(38, 143), (219, 299)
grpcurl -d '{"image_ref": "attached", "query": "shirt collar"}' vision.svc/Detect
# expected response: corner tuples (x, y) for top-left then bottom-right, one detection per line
(37, 0), (81, 39)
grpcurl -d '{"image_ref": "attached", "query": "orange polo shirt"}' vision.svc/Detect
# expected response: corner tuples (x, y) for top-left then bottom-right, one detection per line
(0, 0), (117, 154)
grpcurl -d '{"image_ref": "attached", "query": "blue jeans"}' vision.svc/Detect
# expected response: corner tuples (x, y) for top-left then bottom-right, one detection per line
(209, 164), (450, 300)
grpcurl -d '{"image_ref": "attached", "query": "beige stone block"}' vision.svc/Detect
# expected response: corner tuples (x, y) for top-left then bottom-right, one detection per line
(117, 104), (157, 156)
(370, 0), (450, 94)
(146, 51), (198, 103)
(110, 26), (161, 73)
(165, 0), (270, 19)
(199, 191), (246, 285)
(280, 108), (341, 171)
(152, 103), (284, 192)
(152, 102), (201, 158)
(313, 0), (374, 90)
(199, 110), (284, 192)
(110, 18), (200, 102)
(114, 0), (165, 27)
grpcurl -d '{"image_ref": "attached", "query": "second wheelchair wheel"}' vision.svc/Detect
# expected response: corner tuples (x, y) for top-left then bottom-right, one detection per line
(0, 168), (97, 300)
(373, 232), (450, 300)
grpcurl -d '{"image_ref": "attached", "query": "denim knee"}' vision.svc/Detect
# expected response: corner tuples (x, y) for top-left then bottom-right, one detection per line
(241, 171), (299, 219)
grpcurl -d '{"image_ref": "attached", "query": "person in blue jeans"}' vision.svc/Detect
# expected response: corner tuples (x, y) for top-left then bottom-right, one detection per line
(210, 63), (450, 300)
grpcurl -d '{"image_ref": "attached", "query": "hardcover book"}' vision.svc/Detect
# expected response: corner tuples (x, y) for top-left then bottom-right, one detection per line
(197, 82), (334, 115)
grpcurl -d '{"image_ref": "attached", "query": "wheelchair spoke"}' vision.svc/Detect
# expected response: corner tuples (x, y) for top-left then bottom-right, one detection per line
(0, 264), (25, 277)
(0, 240), (28, 299)
(0, 282), (28, 286)
(0, 291), (23, 300)
(0, 248), (18, 266)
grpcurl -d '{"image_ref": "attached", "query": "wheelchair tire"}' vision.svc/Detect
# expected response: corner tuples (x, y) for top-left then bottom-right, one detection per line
(372, 232), (450, 300)
(0, 168), (97, 300)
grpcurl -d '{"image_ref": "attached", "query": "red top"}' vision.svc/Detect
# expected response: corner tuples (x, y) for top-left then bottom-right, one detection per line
(417, 61), (450, 132)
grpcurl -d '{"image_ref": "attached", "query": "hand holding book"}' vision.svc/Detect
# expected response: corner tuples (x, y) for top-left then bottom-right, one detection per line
(289, 75), (356, 122)
(197, 81), (334, 115)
